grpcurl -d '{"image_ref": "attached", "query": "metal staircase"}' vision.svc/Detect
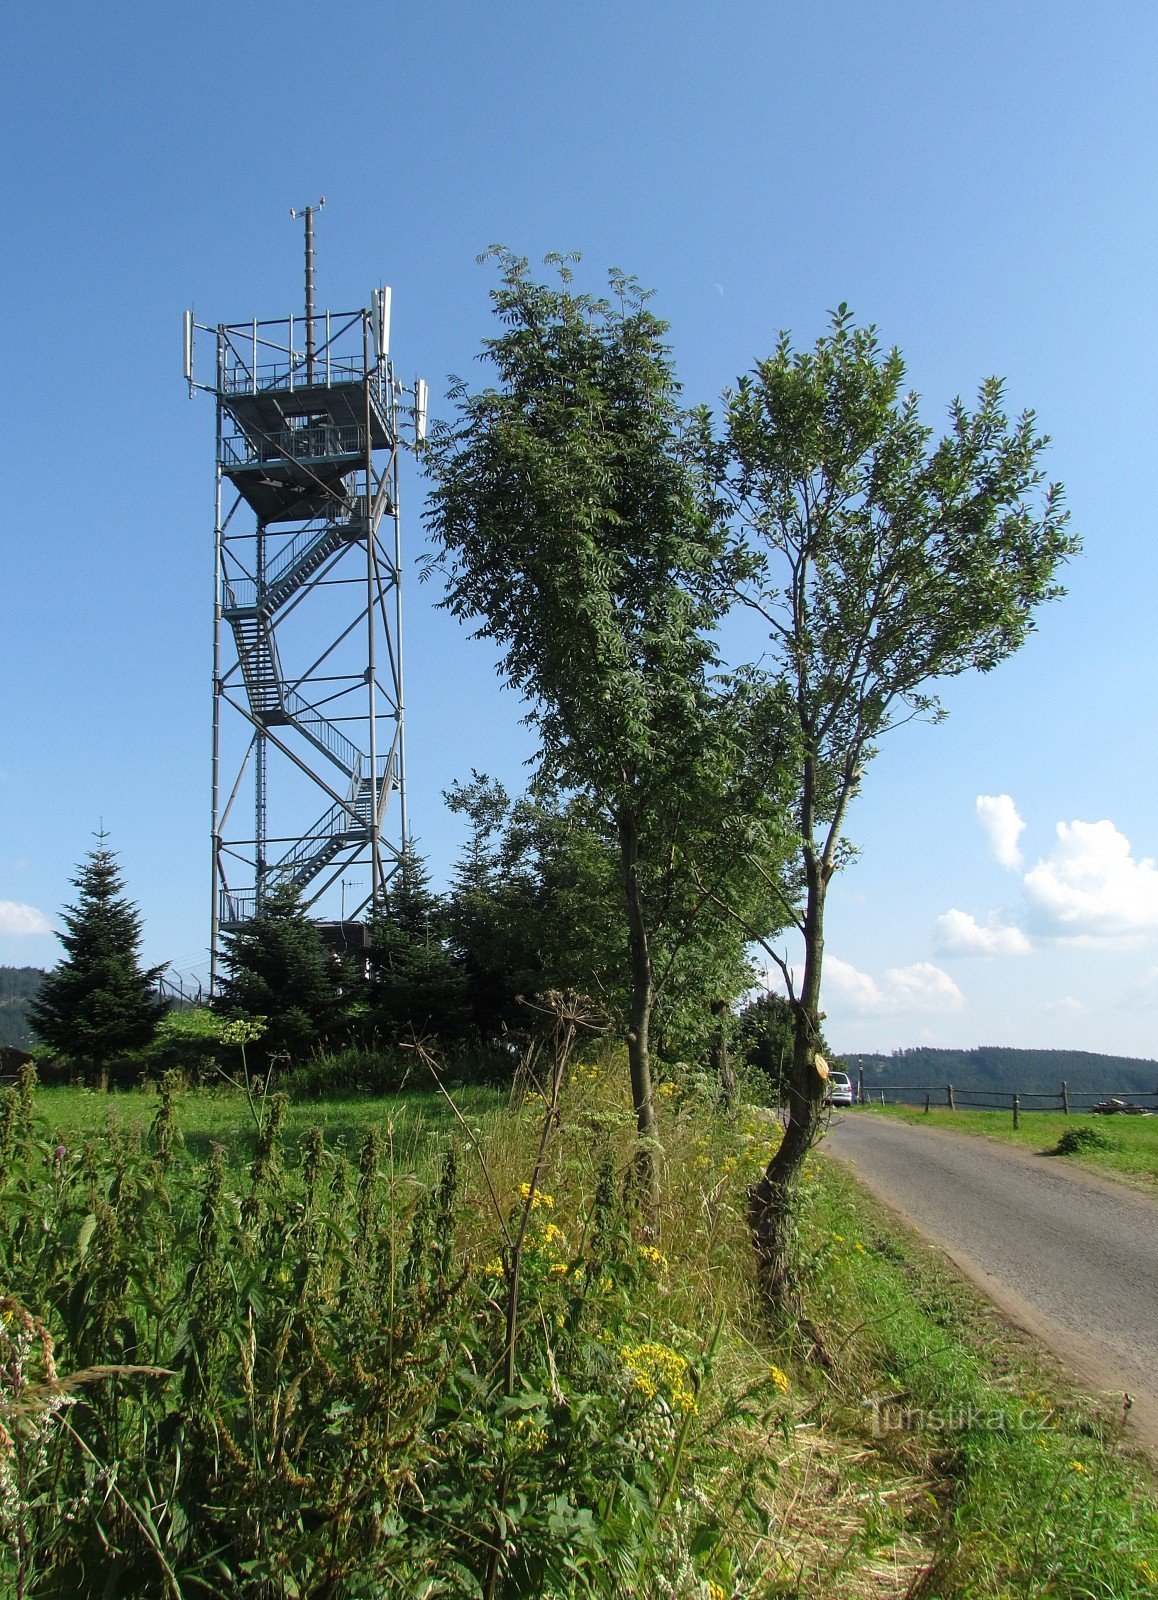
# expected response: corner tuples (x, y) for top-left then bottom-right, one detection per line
(268, 772), (379, 894)
(191, 264), (413, 968)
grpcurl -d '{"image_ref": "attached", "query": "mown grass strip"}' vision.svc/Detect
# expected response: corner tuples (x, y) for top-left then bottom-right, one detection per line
(801, 1152), (1158, 1597)
(863, 1102), (1158, 1190)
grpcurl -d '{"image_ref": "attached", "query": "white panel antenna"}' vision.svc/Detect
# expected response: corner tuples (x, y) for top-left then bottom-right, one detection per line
(373, 287), (392, 361)
(183, 310), (195, 386)
(414, 378), (428, 444)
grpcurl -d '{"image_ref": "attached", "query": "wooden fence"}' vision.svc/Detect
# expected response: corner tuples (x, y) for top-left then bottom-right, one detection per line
(854, 1073), (1158, 1127)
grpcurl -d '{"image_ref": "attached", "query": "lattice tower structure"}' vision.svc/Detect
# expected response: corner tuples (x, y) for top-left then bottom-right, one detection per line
(185, 291), (423, 987)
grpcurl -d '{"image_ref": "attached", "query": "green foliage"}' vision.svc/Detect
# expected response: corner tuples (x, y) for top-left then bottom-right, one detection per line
(0, 1064), (790, 1598)
(366, 844), (471, 1044)
(1050, 1123), (1114, 1156)
(719, 308), (1077, 1287)
(146, 1005), (228, 1082)
(445, 775), (625, 1041)
(858, 1045), (1158, 1097)
(425, 252), (792, 1181)
(736, 992), (838, 1103)
(28, 836), (167, 1084)
(0, 967), (44, 1050)
(214, 887), (347, 1065)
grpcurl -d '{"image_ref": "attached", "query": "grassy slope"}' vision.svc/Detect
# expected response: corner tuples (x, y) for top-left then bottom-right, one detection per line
(29, 1082), (502, 1166)
(800, 1151), (1158, 1597)
(862, 1102), (1158, 1191)
(5, 1072), (1156, 1596)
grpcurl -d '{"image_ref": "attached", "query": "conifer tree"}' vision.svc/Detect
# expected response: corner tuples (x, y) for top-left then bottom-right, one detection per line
(213, 886), (346, 1063)
(367, 846), (470, 1044)
(29, 834), (167, 1086)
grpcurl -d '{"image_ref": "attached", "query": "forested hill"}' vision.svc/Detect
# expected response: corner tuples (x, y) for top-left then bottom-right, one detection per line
(852, 1046), (1158, 1097)
(0, 966), (44, 1048)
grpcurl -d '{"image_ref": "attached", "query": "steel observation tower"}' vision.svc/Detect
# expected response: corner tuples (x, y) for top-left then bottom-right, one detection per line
(185, 205), (426, 990)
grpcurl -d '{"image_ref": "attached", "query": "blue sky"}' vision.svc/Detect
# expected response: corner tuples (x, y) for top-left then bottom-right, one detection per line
(3, 1), (1156, 1057)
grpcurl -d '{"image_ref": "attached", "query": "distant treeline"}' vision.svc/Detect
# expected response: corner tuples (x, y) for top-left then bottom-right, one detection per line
(0, 966), (44, 1049)
(850, 1046), (1158, 1097)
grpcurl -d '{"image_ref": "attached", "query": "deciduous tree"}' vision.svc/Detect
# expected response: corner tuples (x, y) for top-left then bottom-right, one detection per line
(425, 253), (786, 1202)
(719, 307), (1077, 1302)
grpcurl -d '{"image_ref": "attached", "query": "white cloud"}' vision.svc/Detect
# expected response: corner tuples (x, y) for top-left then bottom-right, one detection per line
(0, 900), (52, 936)
(1119, 966), (1158, 1011)
(935, 908), (1032, 957)
(976, 794), (1026, 870)
(1023, 819), (1158, 939)
(1044, 995), (1087, 1018)
(825, 956), (964, 1017)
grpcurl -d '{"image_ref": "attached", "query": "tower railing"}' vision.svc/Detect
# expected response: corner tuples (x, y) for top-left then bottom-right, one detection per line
(220, 422), (366, 469)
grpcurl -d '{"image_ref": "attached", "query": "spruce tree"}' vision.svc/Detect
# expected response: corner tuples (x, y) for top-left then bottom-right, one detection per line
(29, 834), (168, 1086)
(214, 886), (346, 1063)
(367, 846), (469, 1045)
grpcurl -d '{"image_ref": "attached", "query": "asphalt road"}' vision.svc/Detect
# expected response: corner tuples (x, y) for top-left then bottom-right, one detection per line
(822, 1113), (1158, 1452)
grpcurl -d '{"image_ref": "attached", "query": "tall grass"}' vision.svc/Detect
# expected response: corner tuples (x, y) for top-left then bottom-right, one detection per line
(0, 1060), (789, 1598)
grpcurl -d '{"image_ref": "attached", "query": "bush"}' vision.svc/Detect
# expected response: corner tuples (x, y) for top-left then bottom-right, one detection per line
(1050, 1122), (1113, 1156)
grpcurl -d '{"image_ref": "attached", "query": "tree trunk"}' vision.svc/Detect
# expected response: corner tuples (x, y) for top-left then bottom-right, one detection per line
(618, 808), (659, 1214)
(749, 851), (827, 1312)
(711, 998), (736, 1108)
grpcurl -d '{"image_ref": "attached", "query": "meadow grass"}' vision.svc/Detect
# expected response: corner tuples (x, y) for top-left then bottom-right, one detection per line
(3, 1063), (1156, 1596)
(27, 1080), (503, 1167)
(864, 1101), (1158, 1190)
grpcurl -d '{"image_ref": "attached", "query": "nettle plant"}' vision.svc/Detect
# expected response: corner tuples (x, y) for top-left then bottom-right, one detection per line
(0, 1057), (789, 1599)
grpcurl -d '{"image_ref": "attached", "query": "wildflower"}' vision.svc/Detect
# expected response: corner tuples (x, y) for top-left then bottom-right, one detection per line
(658, 1081), (677, 1098)
(708, 1584), (728, 1600)
(638, 1243), (668, 1271)
(1069, 1459), (1087, 1474)
(219, 1015), (268, 1046)
(620, 1341), (697, 1414)
(483, 1258), (504, 1279)
(853, 1241), (865, 1252)
(831, 1233), (844, 1243)
(540, 1222), (567, 1252)
(508, 1414), (548, 1453)
(766, 1364), (790, 1395)
(517, 1182), (554, 1209)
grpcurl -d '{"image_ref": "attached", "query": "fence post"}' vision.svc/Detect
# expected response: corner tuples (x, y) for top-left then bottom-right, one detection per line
(1012, 1093), (1020, 1129)
(947, 1083), (955, 1111)
(1061, 1080), (1070, 1115)
(857, 1066), (864, 1105)
(924, 1091), (930, 1115)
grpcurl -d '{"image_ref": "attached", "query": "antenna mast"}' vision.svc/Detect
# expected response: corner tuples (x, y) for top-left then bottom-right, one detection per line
(291, 196), (325, 383)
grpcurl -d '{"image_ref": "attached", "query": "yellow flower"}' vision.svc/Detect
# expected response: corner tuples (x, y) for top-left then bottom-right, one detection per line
(620, 1341), (697, 1414)
(1069, 1459), (1087, 1474)
(708, 1584), (728, 1600)
(483, 1258), (504, 1279)
(518, 1182), (554, 1209)
(638, 1243), (668, 1271)
(541, 1222), (567, 1252)
(831, 1233), (844, 1243)
(853, 1241), (865, 1252)
(766, 1364), (790, 1395)
(509, 1415), (548, 1453)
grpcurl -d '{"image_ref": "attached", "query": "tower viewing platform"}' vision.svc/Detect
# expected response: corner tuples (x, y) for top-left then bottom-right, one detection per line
(185, 216), (424, 982)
